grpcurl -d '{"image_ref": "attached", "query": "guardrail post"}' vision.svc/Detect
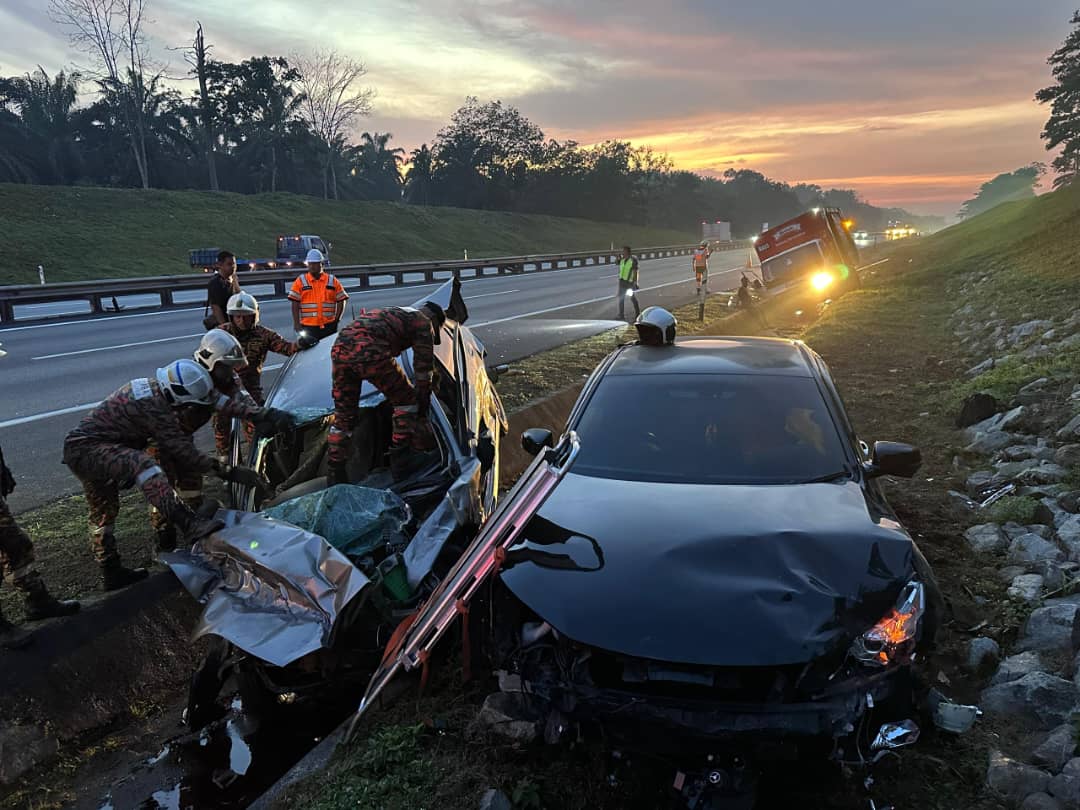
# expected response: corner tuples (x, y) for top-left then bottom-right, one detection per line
(274, 279), (286, 297)
(0, 300), (13, 324)
(88, 293), (104, 314)
(160, 290), (174, 307)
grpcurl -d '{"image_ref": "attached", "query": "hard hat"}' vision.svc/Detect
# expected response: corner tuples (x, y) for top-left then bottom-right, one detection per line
(634, 307), (677, 346)
(156, 359), (216, 406)
(419, 301), (446, 344)
(227, 292), (260, 325)
(194, 329), (248, 372)
(305, 249), (324, 264)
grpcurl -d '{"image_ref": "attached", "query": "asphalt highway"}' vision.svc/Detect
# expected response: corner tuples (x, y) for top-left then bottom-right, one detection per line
(0, 251), (757, 512)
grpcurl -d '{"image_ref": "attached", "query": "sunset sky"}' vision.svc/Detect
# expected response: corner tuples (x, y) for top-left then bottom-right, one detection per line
(1, 0), (1074, 217)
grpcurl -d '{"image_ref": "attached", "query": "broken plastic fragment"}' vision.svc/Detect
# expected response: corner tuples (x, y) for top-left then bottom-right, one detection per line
(870, 719), (920, 751)
(932, 700), (981, 734)
(978, 483), (1016, 509)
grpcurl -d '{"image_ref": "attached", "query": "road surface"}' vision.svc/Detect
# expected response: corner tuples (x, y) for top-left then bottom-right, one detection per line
(0, 251), (757, 512)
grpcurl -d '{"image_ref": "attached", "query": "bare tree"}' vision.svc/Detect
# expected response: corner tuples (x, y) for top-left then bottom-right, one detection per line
(293, 50), (374, 199)
(185, 21), (218, 191)
(49, 0), (154, 188)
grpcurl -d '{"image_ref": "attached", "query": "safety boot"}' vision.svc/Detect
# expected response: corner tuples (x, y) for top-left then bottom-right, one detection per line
(101, 559), (149, 592)
(22, 577), (80, 622)
(175, 512), (224, 547)
(389, 447), (440, 482)
(0, 609), (32, 650)
(155, 526), (178, 553)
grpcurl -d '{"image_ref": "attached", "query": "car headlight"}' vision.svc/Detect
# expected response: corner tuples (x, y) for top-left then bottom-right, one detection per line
(850, 581), (925, 667)
(811, 271), (834, 292)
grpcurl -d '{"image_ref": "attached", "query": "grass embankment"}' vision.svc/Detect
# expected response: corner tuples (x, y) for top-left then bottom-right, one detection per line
(0, 183), (695, 284)
(283, 190), (1080, 809)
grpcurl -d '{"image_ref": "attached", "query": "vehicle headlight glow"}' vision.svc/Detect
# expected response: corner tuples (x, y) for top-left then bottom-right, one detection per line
(811, 271), (834, 292)
(850, 581), (925, 667)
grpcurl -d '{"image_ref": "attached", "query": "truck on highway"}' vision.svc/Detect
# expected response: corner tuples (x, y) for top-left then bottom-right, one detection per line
(189, 234), (332, 272)
(701, 220), (732, 242)
(753, 207), (860, 296)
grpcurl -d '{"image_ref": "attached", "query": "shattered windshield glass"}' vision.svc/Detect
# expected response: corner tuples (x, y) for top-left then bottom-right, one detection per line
(572, 373), (848, 484)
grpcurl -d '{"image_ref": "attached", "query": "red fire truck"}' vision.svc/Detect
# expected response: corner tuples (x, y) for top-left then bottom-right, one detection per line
(753, 207), (860, 295)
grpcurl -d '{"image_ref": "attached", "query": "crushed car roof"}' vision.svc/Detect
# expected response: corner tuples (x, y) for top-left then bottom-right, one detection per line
(608, 337), (814, 378)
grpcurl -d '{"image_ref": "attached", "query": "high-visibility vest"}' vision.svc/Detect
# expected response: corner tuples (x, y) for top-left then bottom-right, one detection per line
(693, 249), (709, 269)
(289, 272), (348, 327)
(618, 257), (637, 282)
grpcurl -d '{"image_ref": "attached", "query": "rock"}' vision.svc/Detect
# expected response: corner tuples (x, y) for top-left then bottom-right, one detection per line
(981, 672), (1078, 727)
(965, 406), (1028, 443)
(0, 724), (57, 786)
(992, 651), (1045, 685)
(1032, 560), (1067, 592)
(1010, 574), (1047, 603)
(966, 523), (1009, 555)
(1033, 724), (1078, 773)
(1006, 522), (1033, 539)
(1065, 758), (1080, 776)
(1022, 793), (1063, 810)
(1058, 414), (1080, 441)
(479, 789), (513, 810)
(1058, 517), (1080, 561)
(1010, 320), (1055, 344)
(1000, 564), (1030, 583)
(967, 470), (996, 494)
(958, 392), (1000, 427)
(969, 431), (1026, 455)
(1028, 525), (1057, 539)
(1059, 492), (1080, 515)
(1035, 502), (1061, 528)
(1018, 604), (1080, 654)
(995, 461), (1071, 486)
(475, 693), (539, 743)
(948, 490), (977, 519)
(1004, 445), (1041, 461)
(1055, 445), (1080, 469)
(1010, 534), (1066, 566)
(968, 636), (1003, 676)
(987, 749), (1051, 802)
(968, 358), (996, 377)
(1019, 378), (1053, 405)
(1048, 772), (1080, 806)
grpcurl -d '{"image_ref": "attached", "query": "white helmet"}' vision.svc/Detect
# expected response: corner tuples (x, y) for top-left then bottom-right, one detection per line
(227, 292), (260, 325)
(194, 329), (248, 372)
(305, 248), (324, 264)
(156, 359), (216, 406)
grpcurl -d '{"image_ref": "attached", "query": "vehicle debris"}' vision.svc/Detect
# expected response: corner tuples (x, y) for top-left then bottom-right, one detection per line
(871, 719), (920, 750)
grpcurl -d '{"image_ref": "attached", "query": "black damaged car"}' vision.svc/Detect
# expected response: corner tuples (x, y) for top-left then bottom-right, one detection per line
(481, 324), (946, 798)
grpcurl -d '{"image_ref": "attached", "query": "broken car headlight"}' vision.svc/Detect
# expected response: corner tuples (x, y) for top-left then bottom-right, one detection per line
(850, 581), (925, 667)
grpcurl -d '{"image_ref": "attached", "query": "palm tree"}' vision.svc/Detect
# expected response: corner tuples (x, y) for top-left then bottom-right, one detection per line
(2, 67), (82, 184)
(405, 143), (434, 205)
(354, 131), (404, 201)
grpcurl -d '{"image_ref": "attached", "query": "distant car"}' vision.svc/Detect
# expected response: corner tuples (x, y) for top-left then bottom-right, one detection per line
(172, 278), (508, 725)
(486, 334), (942, 804)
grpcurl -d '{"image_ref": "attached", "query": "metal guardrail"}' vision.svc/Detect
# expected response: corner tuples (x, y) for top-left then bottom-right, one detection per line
(0, 241), (749, 325)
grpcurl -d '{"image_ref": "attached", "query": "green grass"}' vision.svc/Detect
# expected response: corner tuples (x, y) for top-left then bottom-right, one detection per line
(0, 184), (695, 284)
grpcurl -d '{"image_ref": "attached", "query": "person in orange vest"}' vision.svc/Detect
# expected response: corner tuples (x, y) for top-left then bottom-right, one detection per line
(289, 249), (349, 339)
(692, 242), (710, 295)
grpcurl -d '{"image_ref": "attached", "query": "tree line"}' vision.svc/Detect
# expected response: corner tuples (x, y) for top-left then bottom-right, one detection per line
(0, 0), (943, 236)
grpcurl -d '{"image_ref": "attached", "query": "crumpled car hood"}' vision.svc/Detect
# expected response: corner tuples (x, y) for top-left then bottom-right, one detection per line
(163, 510), (370, 668)
(498, 475), (916, 667)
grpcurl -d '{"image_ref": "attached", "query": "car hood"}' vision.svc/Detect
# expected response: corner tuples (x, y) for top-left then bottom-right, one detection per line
(498, 474), (916, 667)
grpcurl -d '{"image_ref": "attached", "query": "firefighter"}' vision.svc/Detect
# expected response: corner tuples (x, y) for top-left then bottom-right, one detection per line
(328, 302), (446, 483)
(62, 359), (273, 591)
(1, 443), (80, 649)
(212, 293), (318, 456)
(616, 245), (641, 321)
(289, 249), (348, 339)
(692, 241), (710, 295)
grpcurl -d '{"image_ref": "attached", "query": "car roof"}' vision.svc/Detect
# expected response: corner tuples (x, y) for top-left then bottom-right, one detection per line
(605, 336), (815, 378)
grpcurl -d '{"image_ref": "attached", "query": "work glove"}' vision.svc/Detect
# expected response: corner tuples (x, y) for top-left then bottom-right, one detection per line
(253, 407), (294, 437)
(215, 463), (272, 494)
(297, 333), (319, 351)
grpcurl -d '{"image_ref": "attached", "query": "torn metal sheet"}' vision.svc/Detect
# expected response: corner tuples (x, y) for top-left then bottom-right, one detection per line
(163, 510), (370, 668)
(403, 457), (482, 589)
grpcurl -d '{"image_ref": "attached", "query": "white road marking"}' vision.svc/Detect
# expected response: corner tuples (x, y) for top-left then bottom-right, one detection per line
(32, 333), (204, 360)
(464, 289), (519, 300)
(0, 401), (102, 429)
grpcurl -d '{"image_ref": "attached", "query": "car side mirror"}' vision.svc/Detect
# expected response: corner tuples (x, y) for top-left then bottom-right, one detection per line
(487, 364), (510, 383)
(865, 441), (921, 479)
(521, 428), (554, 457)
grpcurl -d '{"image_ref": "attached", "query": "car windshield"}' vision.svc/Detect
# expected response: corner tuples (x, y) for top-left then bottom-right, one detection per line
(572, 373), (849, 484)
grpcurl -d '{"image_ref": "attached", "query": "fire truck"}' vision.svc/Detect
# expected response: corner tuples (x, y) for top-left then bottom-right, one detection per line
(753, 208), (860, 295)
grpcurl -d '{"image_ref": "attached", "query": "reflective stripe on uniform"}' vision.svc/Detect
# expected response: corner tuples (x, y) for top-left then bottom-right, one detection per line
(135, 465), (165, 487)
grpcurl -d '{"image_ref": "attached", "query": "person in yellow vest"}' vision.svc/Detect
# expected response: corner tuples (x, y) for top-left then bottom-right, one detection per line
(289, 249), (349, 339)
(692, 241), (710, 295)
(616, 245), (640, 321)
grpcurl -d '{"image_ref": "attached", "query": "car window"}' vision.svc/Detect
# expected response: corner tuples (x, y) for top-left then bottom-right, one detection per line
(571, 373), (849, 484)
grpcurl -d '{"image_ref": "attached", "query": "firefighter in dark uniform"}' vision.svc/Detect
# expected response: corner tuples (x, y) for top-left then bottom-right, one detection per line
(62, 359), (274, 591)
(328, 302), (446, 483)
